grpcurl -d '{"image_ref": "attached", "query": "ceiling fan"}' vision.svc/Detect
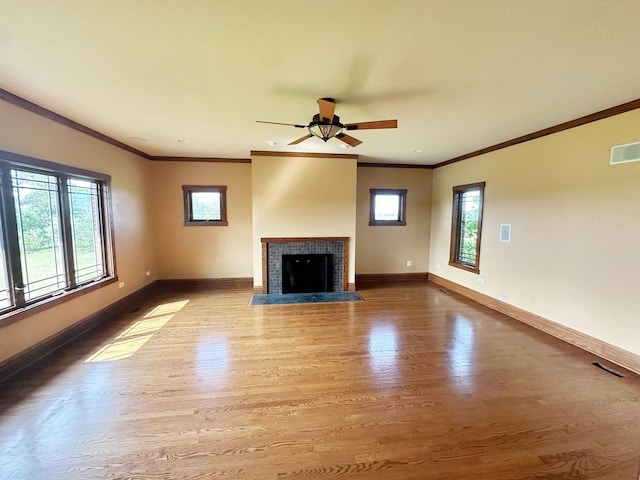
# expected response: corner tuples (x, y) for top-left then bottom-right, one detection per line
(257, 98), (397, 147)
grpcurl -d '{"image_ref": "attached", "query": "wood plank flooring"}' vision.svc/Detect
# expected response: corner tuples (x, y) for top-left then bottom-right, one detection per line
(0, 282), (638, 479)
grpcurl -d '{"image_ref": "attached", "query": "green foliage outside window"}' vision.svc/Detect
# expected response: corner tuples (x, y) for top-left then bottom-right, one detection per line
(450, 183), (484, 273)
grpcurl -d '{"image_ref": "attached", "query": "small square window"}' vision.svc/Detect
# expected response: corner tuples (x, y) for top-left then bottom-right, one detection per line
(369, 189), (407, 226)
(183, 185), (228, 226)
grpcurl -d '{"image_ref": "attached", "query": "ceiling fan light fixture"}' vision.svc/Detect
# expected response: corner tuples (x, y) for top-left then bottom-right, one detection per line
(308, 113), (344, 142)
(309, 123), (343, 142)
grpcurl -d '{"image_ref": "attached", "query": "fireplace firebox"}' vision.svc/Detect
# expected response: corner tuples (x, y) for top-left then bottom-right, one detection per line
(282, 254), (333, 294)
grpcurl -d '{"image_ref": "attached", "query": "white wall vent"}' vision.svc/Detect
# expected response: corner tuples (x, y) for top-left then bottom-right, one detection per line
(500, 224), (511, 242)
(610, 141), (640, 165)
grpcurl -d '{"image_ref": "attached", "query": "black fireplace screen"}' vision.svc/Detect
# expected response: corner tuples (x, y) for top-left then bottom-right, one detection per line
(282, 254), (333, 294)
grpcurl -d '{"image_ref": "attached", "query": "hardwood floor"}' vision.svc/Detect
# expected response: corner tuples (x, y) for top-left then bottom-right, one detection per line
(0, 282), (638, 479)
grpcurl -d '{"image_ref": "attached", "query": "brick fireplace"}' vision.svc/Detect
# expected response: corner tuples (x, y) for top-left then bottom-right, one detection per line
(260, 237), (350, 294)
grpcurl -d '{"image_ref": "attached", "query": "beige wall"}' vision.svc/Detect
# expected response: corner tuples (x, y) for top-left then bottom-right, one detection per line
(251, 154), (357, 288)
(356, 167), (432, 274)
(149, 161), (253, 279)
(429, 109), (640, 355)
(0, 99), (156, 364)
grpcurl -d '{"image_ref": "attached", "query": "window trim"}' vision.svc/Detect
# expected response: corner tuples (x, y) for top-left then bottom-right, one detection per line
(0, 149), (116, 325)
(0, 276), (118, 327)
(369, 188), (407, 226)
(449, 182), (485, 274)
(182, 185), (228, 226)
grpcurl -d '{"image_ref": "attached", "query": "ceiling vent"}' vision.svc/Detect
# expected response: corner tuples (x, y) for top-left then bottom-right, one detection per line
(610, 141), (640, 165)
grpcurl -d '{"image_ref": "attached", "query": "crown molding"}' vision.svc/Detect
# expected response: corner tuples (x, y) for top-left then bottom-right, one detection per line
(149, 156), (251, 163)
(0, 89), (250, 164)
(357, 162), (434, 169)
(251, 150), (358, 159)
(436, 98), (640, 168)
(3, 88), (638, 168)
(0, 88), (151, 159)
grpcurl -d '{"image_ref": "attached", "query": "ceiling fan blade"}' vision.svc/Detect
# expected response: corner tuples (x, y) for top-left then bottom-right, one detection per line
(288, 134), (314, 145)
(335, 133), (362, 147)
(344, 119), (397, 130)
(317, 98), (336, 122)
(256, 120), (307, 128)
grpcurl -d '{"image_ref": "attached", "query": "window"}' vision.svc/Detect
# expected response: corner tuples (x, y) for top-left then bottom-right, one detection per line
(13, 169), (67, 300)
(68, 178), (106, 284)
(182, 185), (228, 226)
(0, 151), (114, 315)
(449, 182), (485, 273)
(369, 189), (407, 226)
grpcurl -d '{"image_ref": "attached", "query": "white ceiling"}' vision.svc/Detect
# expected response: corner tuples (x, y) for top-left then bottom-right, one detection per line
(0, 1), (639, 165)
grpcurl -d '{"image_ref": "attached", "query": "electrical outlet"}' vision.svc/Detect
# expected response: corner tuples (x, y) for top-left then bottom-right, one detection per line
(145, 270), (151, 277)
(436, 263), (441, 269)
(478, 276), (485, 284)
(406, 260), (413, 267)
(118, 281), (125, 288)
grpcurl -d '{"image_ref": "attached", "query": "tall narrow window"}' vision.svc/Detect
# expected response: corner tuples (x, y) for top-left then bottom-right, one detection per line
(68, 178), (105, 284)
(369, 189), (407, 226)
(183, 185), (228, 226)
(449, 182), (485, 273)
(12, 169), (67, 300)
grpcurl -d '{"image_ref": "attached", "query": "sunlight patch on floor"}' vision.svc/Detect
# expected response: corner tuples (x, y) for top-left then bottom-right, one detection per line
(145, 299), (190, 317)
(85, 299), (190, 363)
(118, 315), (173, 339)
(85, 334), (154, 363)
